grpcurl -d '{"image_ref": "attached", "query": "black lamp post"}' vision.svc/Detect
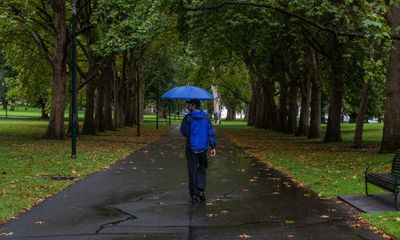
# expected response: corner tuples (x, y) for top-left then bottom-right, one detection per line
(156, 77), (159, 129)
(71, 0), (78, 159)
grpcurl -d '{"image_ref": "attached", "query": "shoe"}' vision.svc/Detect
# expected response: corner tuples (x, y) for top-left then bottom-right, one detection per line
(191, 196), (198, 204)
(197, 191), (206, 202)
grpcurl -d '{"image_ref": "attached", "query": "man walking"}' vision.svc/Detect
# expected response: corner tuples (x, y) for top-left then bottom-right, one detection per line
(180, 98), (216, 204)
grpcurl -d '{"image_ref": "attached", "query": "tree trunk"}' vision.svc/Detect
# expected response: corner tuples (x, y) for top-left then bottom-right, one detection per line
(137, 58), (144, 123)
(81, 54), (97, 135)
(119, 50), (128, 128)
(159, 106), (168, 118)
(79, 0), (97, 135)
(226, 104), (236, 120)
(296, 73), (311, 136)
(275, 52), (289, 132)
(247, 83), (258, 126)
(113, 55), (122, 129)
(243, 102), (249, 121)
(349, 113), (357, 123)
(381, 5), (400, 153)
(286, 60), (299, 134)
(252, 56), (278, 130)
(124, 49), (135, 126)
(308, 47), (322, 138)
(212, 85), (222, 124)
(44, 0), (67, 139)
(254, 85), (266, 128)
(323, 35), (344, 142)
(131, 57), (139, 126)
(248, 99), (256, 126)
(40, 99), (49, 119)
(353, 82), (372, 148)
(95, 70), (105, 132)
(103, 56), (115, 130)
(265, 81), (278, 130)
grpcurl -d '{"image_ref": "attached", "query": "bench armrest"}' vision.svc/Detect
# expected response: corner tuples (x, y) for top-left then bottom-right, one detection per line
(395, 175), (400, 186)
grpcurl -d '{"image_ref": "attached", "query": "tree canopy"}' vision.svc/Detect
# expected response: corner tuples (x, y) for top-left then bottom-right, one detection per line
(0, 0), (400, 152)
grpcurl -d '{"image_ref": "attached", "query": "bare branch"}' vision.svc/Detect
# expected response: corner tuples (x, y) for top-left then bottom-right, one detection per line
(78, 72), (97, 90)
(76, 38), (90, 58)
(29, 30), (51, 62)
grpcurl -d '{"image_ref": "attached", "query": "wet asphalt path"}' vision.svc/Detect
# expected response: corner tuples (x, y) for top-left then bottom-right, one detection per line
(0, 127), (383, 239)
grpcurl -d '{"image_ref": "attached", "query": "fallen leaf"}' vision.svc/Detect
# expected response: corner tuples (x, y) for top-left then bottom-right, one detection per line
(207, 213), (219, 218)
(320, 215), (330, 219)
(0, 232), (14, 236)
(351, 223), (361, 228)
(239, 233), (251, 239)
(268, 177), (281, 181)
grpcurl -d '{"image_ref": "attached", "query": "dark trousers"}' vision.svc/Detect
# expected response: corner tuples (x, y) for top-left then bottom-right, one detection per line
(186, 148), (208, 196)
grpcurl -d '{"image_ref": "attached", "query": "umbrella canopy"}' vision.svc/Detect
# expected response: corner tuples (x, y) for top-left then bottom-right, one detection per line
(161, 85), (214, 100)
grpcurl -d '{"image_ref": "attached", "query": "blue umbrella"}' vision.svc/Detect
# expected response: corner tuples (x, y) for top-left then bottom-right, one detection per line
(161, 85), (214, 100)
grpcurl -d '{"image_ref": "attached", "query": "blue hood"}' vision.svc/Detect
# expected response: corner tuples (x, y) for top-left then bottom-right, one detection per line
(180, 109), (216, 152)
(188, 110), (207, 120)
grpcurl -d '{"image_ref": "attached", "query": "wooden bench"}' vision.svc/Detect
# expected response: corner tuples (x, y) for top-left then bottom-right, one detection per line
(365, 150), (400, 210)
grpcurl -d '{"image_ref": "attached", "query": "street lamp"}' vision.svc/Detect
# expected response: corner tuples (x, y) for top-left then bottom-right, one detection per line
(71, 0), (78, 158)
(156, 76), (159, 129)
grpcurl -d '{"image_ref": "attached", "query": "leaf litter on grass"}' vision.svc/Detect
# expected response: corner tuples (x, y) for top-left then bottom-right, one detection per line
(0, 124), (170, 224)
(218, 125), (399, 239)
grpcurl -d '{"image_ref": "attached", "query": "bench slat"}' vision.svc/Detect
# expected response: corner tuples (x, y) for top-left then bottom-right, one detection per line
(366, 173), (398, 191)
(392, 150), (400, 175)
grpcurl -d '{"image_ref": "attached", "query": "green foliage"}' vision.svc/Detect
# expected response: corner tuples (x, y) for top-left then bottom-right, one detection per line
(93, 0), (169, 55)
(4, 51), (51, 107)
(0, 1), (53, 108)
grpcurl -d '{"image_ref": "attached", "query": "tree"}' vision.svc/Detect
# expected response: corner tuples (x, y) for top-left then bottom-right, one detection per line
(381, 4), (400, 153)
(0, 0), (69, 139)
(93, 0), (169, 128)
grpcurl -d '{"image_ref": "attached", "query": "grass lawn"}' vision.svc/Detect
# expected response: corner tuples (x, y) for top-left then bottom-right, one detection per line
(0, 106), (85, 119)
(217, 121), (399, 238)
(0, 114), (177, 224)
